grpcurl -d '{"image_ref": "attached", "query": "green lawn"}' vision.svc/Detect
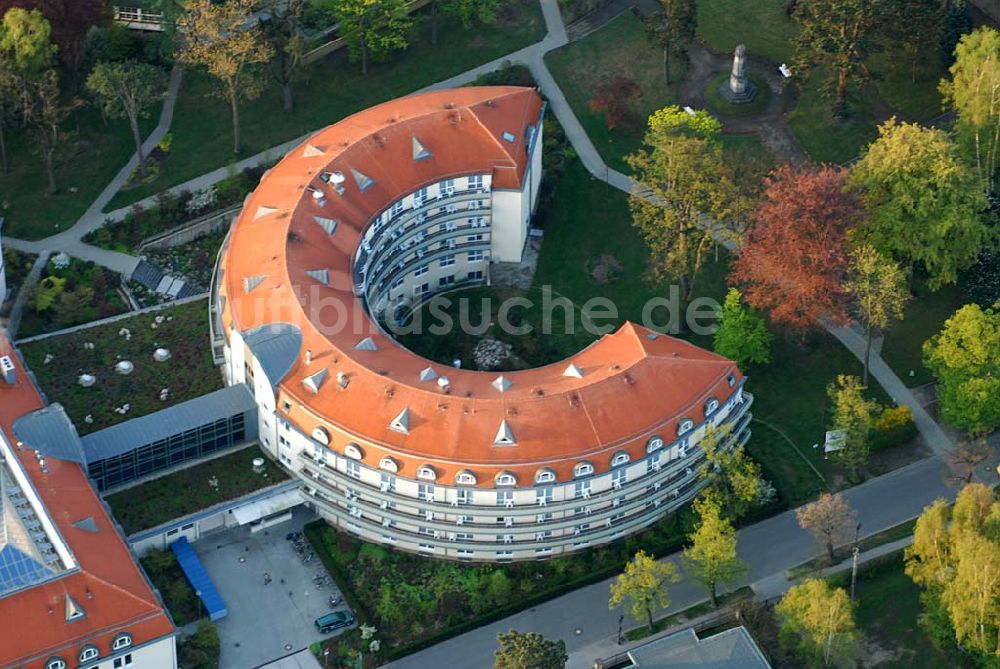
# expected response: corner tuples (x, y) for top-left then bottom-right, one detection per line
(0, 104), (159, 239)
(696, 0), (797, 64)
(545, 11), (683, 172)
(848, 560), (955, 668)
(105, 1), (546, 210)
(704, 73), (772, 118)
(106, 445), (288, 534)
(881, 279), (968, 387)
(19, 298), (222, 434)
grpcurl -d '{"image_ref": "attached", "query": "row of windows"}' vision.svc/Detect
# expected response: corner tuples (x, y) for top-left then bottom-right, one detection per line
(46, 633), (131, 669)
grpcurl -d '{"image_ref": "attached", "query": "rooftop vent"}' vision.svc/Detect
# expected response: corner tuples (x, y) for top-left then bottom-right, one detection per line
(389, 407), (410, 434)
(491, 376), (512, 393)
(502, 131), (516, 143)
(0, 355), (15, 385)
(419, 367), (438, 382)
(373, 133), (386, 147)
(437, 376), (450, 392)
(336, 372), (350, 390)
(563, 363), (583, 379)
(303, 369), (327, 394)
(65, 595), (85, 622)
(355, 337), (378, 351)
(305, 269), (330, 286)
(494, 420), (516, 446)
(412, 136), (431, 161)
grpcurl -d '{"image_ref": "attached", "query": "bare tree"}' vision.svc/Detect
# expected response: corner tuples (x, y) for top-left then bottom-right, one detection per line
(796, 492), (857, 563)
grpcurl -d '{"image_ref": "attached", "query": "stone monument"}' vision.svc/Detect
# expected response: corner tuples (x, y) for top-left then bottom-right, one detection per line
(719, 44), (757, 104)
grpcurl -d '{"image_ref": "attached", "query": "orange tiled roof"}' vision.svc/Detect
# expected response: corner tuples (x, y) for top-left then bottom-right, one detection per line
(220, 87), (743, 486)
(0, 333), (175, 668)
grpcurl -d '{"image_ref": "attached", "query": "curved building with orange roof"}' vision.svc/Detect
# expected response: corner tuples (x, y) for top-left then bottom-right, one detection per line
(213, 86), (753, 561)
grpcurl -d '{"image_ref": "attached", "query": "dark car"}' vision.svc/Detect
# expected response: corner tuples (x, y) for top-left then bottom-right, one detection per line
(315, 610), (355, 634)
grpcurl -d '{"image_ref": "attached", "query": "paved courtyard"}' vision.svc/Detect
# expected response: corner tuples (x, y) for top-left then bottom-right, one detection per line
(193, 506), (353, 669)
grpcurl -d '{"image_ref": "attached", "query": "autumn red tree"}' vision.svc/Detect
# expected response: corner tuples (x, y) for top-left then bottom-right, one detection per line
(730, 165), (861, 331)
(589, 76), (642, 130)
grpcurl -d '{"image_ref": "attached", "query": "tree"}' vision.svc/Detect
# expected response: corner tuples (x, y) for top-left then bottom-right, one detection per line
(845, 244), (909, 387)
(905, 498), (952, 590)
(324, 0), (411, 76)
(940, 0), (973, 64)
(647, 0), (697, 84)
(731, 166), (860, 331)
(54, 286), (93, 326)
(826, 375), (879, 477)
(428, 0), (499, 47)
(713, 288), (772, 369)
(942, 532), (1000, 656)
(177, 0), (273, 154)
(86, 60), (166, 176)
(0, 53), (14, 173)
(777, 579), (857, 668)
(627, 106), (731, 310)
(0, 7), (56, 121)
(588, 76), (642, 131)
(493, 630), (567, 669)
(683, 494), (746, 607)
(608, 549), (681, 631)
(0, 0), (104, 77)
(796, 492), (857, 563)
(923, 304), (1000, 434)
(941, 27), (1000, 196)
(25, 68), (79, 194)
(257, 0), (309, 111)
(945, 436), (993, 484)
(881, 0), (942, 83)
(792, 0), (881, 115)
(848, 119), (989, 287)
(698, 424), (768, 519)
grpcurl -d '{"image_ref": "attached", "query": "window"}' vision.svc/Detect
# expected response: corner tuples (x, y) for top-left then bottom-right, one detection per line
(646, 436), (664, 453)
(535, 530), (551, 542)
(345, 460), (361, 479)
(344, 443), (363, 460)
(537, 511), (553, 523)
(413, 283), (429, 296)
(390, 277), (404, 290)
(413, 187), (428, 207)
(114, 655), (133, 668)
(439, 254), (456, 268)
(497, 489), (514, 507)
(441, 178), (455, 195)
(456, 470), (477, 485)
(380, 472), (395, 492)
(573, 461), (594, 478)
(390, 200), (404, 218)
(467, 233), (484, 242)
(417, 465), (436, 481)
(379, 456), (398, 473)
(281, 400), (292, 412)
(678, 418), (694, 435)
(468, 174), (484, 190)
(413, 264), (429, 277)
(471, 217), (487, 228)
(467, 250), (485, 262)
(536, 487), (553, 505)
(611, 451), (630, 467)
(45, 659), (66, 669)
(646, 456), (661, 475)
(439, 275), (455, 287)
(728, 374), (736, 387)
(612, 468), (627, 489)
(705, 397), (719, 415)
(574, 480), (592, 499)
(418, 483), (435, 501)
(444, 221), (457, 232)
(535, 469), (556, 484)
(79, 646), (99, 663)
(468, 270), (484, 281)
(495, 472), (517, 486)
(456, 488), (473, 505)
(112, 633), (132, 651)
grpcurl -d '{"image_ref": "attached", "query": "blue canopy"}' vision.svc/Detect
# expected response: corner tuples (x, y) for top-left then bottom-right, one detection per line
(170, 536), (228, 621)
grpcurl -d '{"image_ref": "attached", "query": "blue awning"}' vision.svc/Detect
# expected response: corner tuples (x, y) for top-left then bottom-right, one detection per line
(170, 536), (228, 621)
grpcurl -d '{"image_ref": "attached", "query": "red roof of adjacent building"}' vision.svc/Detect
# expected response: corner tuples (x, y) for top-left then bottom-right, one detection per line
(0, 333), (175, 669)
(219, 87), (743, 486)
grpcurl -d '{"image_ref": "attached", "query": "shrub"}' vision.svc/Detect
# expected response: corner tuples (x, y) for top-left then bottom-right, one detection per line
(178, 620), (220, 669)
(871, 405), (918, 451)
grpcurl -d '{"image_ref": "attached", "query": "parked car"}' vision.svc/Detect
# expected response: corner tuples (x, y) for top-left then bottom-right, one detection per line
(315, 610), (355, 634)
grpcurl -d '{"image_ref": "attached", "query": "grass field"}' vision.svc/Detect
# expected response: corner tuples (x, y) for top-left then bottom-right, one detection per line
(0, 104), (158, 240)
(106, 445), (288, 534)
(105, 2), (546, 210)
(545, 11), (683, 172)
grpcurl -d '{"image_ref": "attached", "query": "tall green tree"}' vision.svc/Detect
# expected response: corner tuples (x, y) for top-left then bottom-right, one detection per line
(940, 0), (974, 64)
(647, 0), (697, 85)
(177, 0), (274, 154)
(848, 119), (989, 288)
(86, 60), (166, 177)
(608, 549), (681, 631)
(882, 0), (942, 83)
(627, 106), (731, 310)
(428, 0), (499, 47)
(713, 288), (772, 369)
(494, 630), (567, 669)
(777, 579), (857, 668)
(905, 498), (952, 590)
(940, 27), (1000, 196)
(826, 374), (879, 477)
(0, 7), (55, 121)
(683, 494), (746, 607)
(698, 424), (768, 519)
(257, 0), (310, 112)
(792, 0), (882, 115)
(325, 0), (411, 75)
(845, 244), (909, 387)
(923, 304), (1000, 434)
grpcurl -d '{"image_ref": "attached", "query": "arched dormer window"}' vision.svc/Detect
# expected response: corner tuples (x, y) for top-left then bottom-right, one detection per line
(79, 645), (99, 663)
(455, 470), (477, 485)
(705, 397), (719, 415)
(45, 658), (66, 669)
(611, 451), (630, 467)
(417, 465), (437, 481)
(574, 461), (594, 478)
(646, 436), (664, 454)
(311, 426), (330, 446)
(495, 471), (517, 486)
(112, 632), (132, 651)
(678, 418), (695, 436)
(728, 374), (736, 387)
(379, 456), (398, 473)
(344, 443), (364, 460)
(535, 468), (556, 484)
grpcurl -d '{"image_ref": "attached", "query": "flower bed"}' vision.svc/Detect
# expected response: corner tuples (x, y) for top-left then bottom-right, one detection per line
(19, 298), (222, 434)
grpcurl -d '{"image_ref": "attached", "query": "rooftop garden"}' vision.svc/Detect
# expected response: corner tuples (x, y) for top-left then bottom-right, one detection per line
(106, 445), (288, 534)
(19, 297), (222, 434)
